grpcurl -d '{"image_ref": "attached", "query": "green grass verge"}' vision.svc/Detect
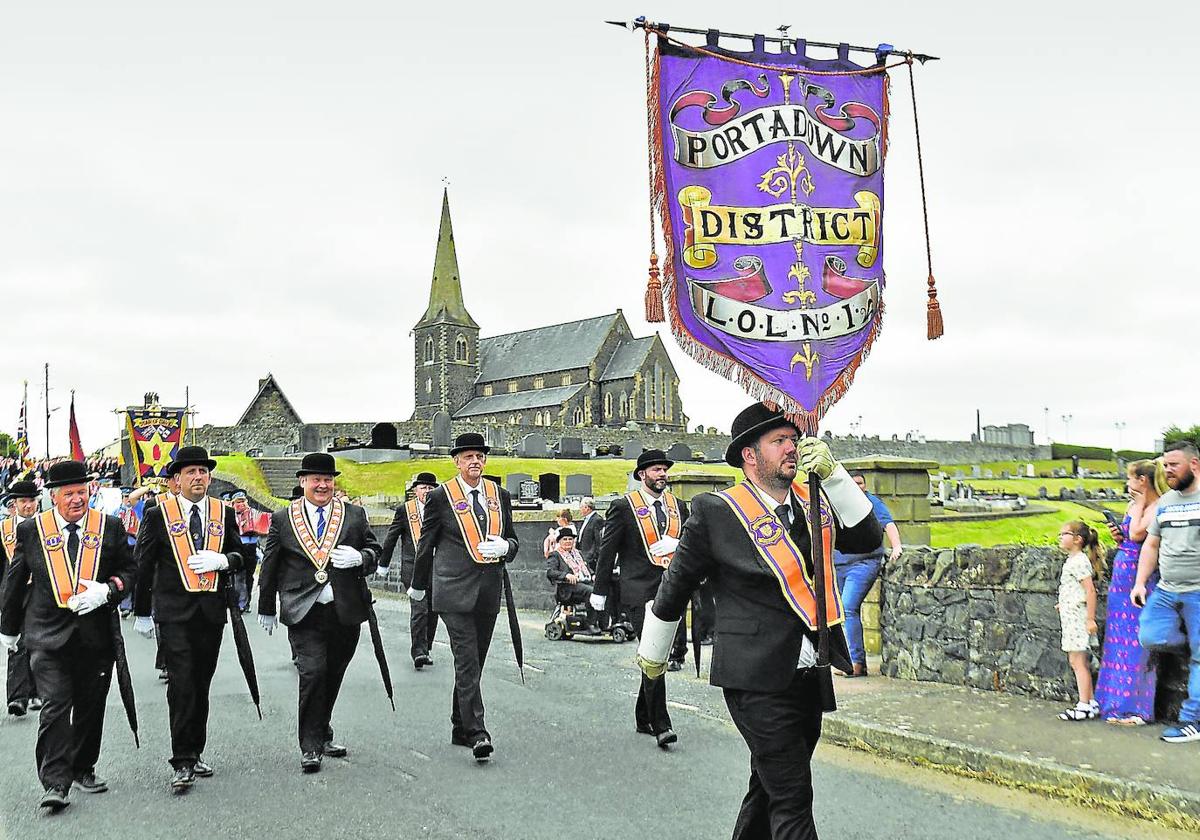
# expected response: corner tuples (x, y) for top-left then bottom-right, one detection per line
(931, 501), (1126, 549)
(213, 455), (286, 505)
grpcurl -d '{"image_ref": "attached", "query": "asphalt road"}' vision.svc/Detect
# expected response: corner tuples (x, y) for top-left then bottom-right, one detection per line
(0, 596), (1184, 840)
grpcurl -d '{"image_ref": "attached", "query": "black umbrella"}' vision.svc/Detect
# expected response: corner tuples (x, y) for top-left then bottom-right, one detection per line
(224, 581), (262, 720)
(808, 470), (837, 713)
(108, 608), (140, 748)
(365, 604), (395, 712)
(501, 566), (524, 685)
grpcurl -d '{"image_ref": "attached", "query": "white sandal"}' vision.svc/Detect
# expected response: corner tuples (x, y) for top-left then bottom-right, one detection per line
(1058, 703), (1098, 722)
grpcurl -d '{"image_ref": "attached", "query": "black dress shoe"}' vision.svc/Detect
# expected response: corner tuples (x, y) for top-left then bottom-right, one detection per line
(170, 767), (195, 792)
(451, 734), (471, 747)
(656, 729), (678, 748)
(635, 724), (655, 735)
(322, 741), (348, 758)
(193, 759), (214, 778)
(300, 752), (322, 773)
(27, 698), (43, 711)
(667, 660), (683, 672)
(39, 787), (70, 812)
(472, 738), (494, 762)
(158, 669), (170, 682)
(413, 654), (433, 670)
(7, 700), (27, 717)
(72, 772), (108, 794)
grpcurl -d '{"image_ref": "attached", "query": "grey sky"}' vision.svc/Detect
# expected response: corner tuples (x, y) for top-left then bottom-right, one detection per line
(1, 1), (1193, 456)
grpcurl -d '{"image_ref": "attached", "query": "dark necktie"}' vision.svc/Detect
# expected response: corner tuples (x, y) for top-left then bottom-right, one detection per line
(65, 524), (80, 569)
(189, 504), (204, 551)
(315, 507), (327, 539)
(471, 490), (486, 526)
(775, 504), (793, 531)
(653, 500), (667, 532)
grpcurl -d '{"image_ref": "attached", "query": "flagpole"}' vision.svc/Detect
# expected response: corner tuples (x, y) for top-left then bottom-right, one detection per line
(44, 363), (50, 460)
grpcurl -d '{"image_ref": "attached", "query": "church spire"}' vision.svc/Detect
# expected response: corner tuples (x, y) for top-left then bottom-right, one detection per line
(415, 188), (478, 329)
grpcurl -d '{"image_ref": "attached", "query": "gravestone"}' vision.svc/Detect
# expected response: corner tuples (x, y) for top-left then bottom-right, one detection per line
(483, 473), (502, 487)
(1000, 470), (1011, 479)
(1026, 463), (1036, 478)
(666, 442), (692, 463)
(506, 472), (532, 496)
(971, 465), (982, 478)
(263, 444), (286, 457)
(300, 424), (321, 452)
(432, 412), (452, 449)
(623, 439), (644, 461)
(559, 436), (584, 457)
(539, 473), (561, 503)
(370, 422), (398, 449)
(1058, 487), (1070, 501)
(519, 479), (541, 502)
(565, 474), (593, 497)
(983, 469), (994, 479)
(938, 480), (950, 502)
(1038, 486), (1048, 499)
(486, 426), (508, 450)
(520, 433), (549, 458)
(953, 469), (965, 479)
(706, 445), (725, 462)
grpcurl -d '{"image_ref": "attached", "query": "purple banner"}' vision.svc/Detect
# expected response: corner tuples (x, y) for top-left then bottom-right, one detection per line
(652, 38), (889, 428)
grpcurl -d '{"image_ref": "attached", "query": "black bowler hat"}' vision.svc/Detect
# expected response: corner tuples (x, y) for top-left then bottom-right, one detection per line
(633, 449), (673, 480)
(449, 433), (489, 457)
(556, 527), (577, 541)
(410, 471), (438, 489)
(725, 403), (801, 467)
(5, 480), (39, 500)
(290, 485), (304, 500)
(296, 452), (340, 477)
(43, 460), (92, 489)
(166, 445), (217, 477)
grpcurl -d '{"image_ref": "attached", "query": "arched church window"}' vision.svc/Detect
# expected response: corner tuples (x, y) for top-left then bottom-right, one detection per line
(424, 337), (435, 363)
(455, 336), (468, 362)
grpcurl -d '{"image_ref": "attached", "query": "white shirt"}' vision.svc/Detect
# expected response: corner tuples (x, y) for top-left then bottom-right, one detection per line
(53, 509), (87, 564)
(175, 494), (209, 529)
(301, 498), (335, 604)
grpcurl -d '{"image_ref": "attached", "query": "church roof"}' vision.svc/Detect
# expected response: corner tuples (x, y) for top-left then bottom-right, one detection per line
(600, 336), (655, 381)
(454, 384), (585, 418)
(477, 313), (620, 383)
(237, 374), (303, 426)
(414, 189), (478, 330)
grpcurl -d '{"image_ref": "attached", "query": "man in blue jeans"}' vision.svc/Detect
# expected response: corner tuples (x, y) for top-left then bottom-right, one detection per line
(1134, 440), (1200, 743)
(834, 472), (902, 677)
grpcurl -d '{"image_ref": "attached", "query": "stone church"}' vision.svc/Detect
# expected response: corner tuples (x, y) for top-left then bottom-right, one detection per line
(411, 191), (687, 431)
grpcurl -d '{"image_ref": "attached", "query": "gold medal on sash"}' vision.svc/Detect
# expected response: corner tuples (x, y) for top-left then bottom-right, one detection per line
(314, 569), (329, 584)
(288, 498), (345, 584)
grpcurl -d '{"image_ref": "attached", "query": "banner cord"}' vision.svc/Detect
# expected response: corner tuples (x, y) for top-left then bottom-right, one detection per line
(644, 29), (664, 322)
(907, 59), (944, 340)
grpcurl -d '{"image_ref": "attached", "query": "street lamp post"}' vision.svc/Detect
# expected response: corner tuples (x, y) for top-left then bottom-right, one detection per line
(1061, 414), (1073, 443)
(1114, 421), (1126, 451)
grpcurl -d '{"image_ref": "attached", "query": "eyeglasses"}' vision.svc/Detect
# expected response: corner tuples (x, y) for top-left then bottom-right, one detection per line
(1058, 531), (1076, 537)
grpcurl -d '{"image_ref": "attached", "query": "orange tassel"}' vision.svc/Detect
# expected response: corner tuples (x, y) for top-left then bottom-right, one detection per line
(645, 253), (664, 322)
(926, 273), (944, 340)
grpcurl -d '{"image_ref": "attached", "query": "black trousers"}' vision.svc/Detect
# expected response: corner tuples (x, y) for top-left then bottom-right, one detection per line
(410, 596), (439, 661)
(441, 610), (497, 742)
(7, 637), (37, 704)
(627, 602), (673, 734)
(287, 603), (361, 753)
(723, 668), (824, 840)
(695, 579), (716, 640)
(28, 638), (114, 791)
(158, 615), (224, 769)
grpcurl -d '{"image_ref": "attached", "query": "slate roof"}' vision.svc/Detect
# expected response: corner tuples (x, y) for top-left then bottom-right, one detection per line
(600, 336), (655, 381)
(236, 374), (303, 426)
(476, 313), (619, 383)
(453, 384), (585, 418)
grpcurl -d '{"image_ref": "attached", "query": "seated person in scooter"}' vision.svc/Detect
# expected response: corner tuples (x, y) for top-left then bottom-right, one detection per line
(546, 528), (600, 631)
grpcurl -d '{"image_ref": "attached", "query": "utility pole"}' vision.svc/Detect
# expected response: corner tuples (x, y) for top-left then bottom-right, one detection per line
(1061, 414), (1073, 443)
(43, 363), (50, 459)
(1043, 406), (1050, 444)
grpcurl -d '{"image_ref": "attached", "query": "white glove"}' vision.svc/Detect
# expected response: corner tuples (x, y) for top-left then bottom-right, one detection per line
(407, 587), (426, 601)
(186, 550), (229, 574)
(0, 633), (19, 653)
(476, 535), (509, 559)
(797, 635), (817, 668)
(589, 593), (607, 612)
(67, 579), (111, 615)
(258, 614), (277, 635)
(133, 616), (155, 639)
(649, 536), (680, 557)
(329, 545), (363, 569)
(376, 565), (391, 579)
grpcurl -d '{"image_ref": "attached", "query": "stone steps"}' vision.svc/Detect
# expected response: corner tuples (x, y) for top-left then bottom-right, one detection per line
(253, 457), (304, 498)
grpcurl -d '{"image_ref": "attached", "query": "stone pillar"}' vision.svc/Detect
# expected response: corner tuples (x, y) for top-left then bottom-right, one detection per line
(668, 471), (733, 501)
(839, 456), (936, 656)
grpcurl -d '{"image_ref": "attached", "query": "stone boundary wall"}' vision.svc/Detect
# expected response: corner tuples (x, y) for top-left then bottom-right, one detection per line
(881, 545), (1187, 719)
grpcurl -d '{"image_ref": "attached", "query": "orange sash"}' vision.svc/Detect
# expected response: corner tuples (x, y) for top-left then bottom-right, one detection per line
(626, 490), (681, 568)
(34, 509), (106, 609)
(287, 497), (345, 583)
(405, 499), (423, 545)
(715, 481), (844, 630)
(160, 495), (224, 593)
(443, 479), (503, 564)
(1, 517), (17, 564)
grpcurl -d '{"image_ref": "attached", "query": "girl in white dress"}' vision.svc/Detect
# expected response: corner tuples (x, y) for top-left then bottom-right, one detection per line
(1057, 521), (1104, 721)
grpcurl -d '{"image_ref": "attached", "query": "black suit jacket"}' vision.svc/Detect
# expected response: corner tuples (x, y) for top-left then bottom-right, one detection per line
(380, 501), (423, 588)
(546, 550), (591, 603)
(1, 514), (136, 652)
(256, 502), (381, 627)
(576, 512), (605, 573)
(410, 482), (518, 615)
(593, 494), (689, 608)
(132, 502), (245, 625)
(652, 490), (881, 692)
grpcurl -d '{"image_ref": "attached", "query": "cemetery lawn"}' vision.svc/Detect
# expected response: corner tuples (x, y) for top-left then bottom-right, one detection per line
(214, 454), (285, 503)
(939, 458), (1119, 477)
(930, 500), (1126, 549)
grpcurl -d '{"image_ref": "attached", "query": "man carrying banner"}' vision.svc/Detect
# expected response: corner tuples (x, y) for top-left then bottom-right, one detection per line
(131, 446), (247, 792)
(591, 450), (689, 748)
(379, 471), (441, 670)
(256, 452), (382, 773)
(409, 433), (518, 763)
(3, 480), (43, 717)
(636, 403), (882, 839)
(0, 460), (136, 812)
